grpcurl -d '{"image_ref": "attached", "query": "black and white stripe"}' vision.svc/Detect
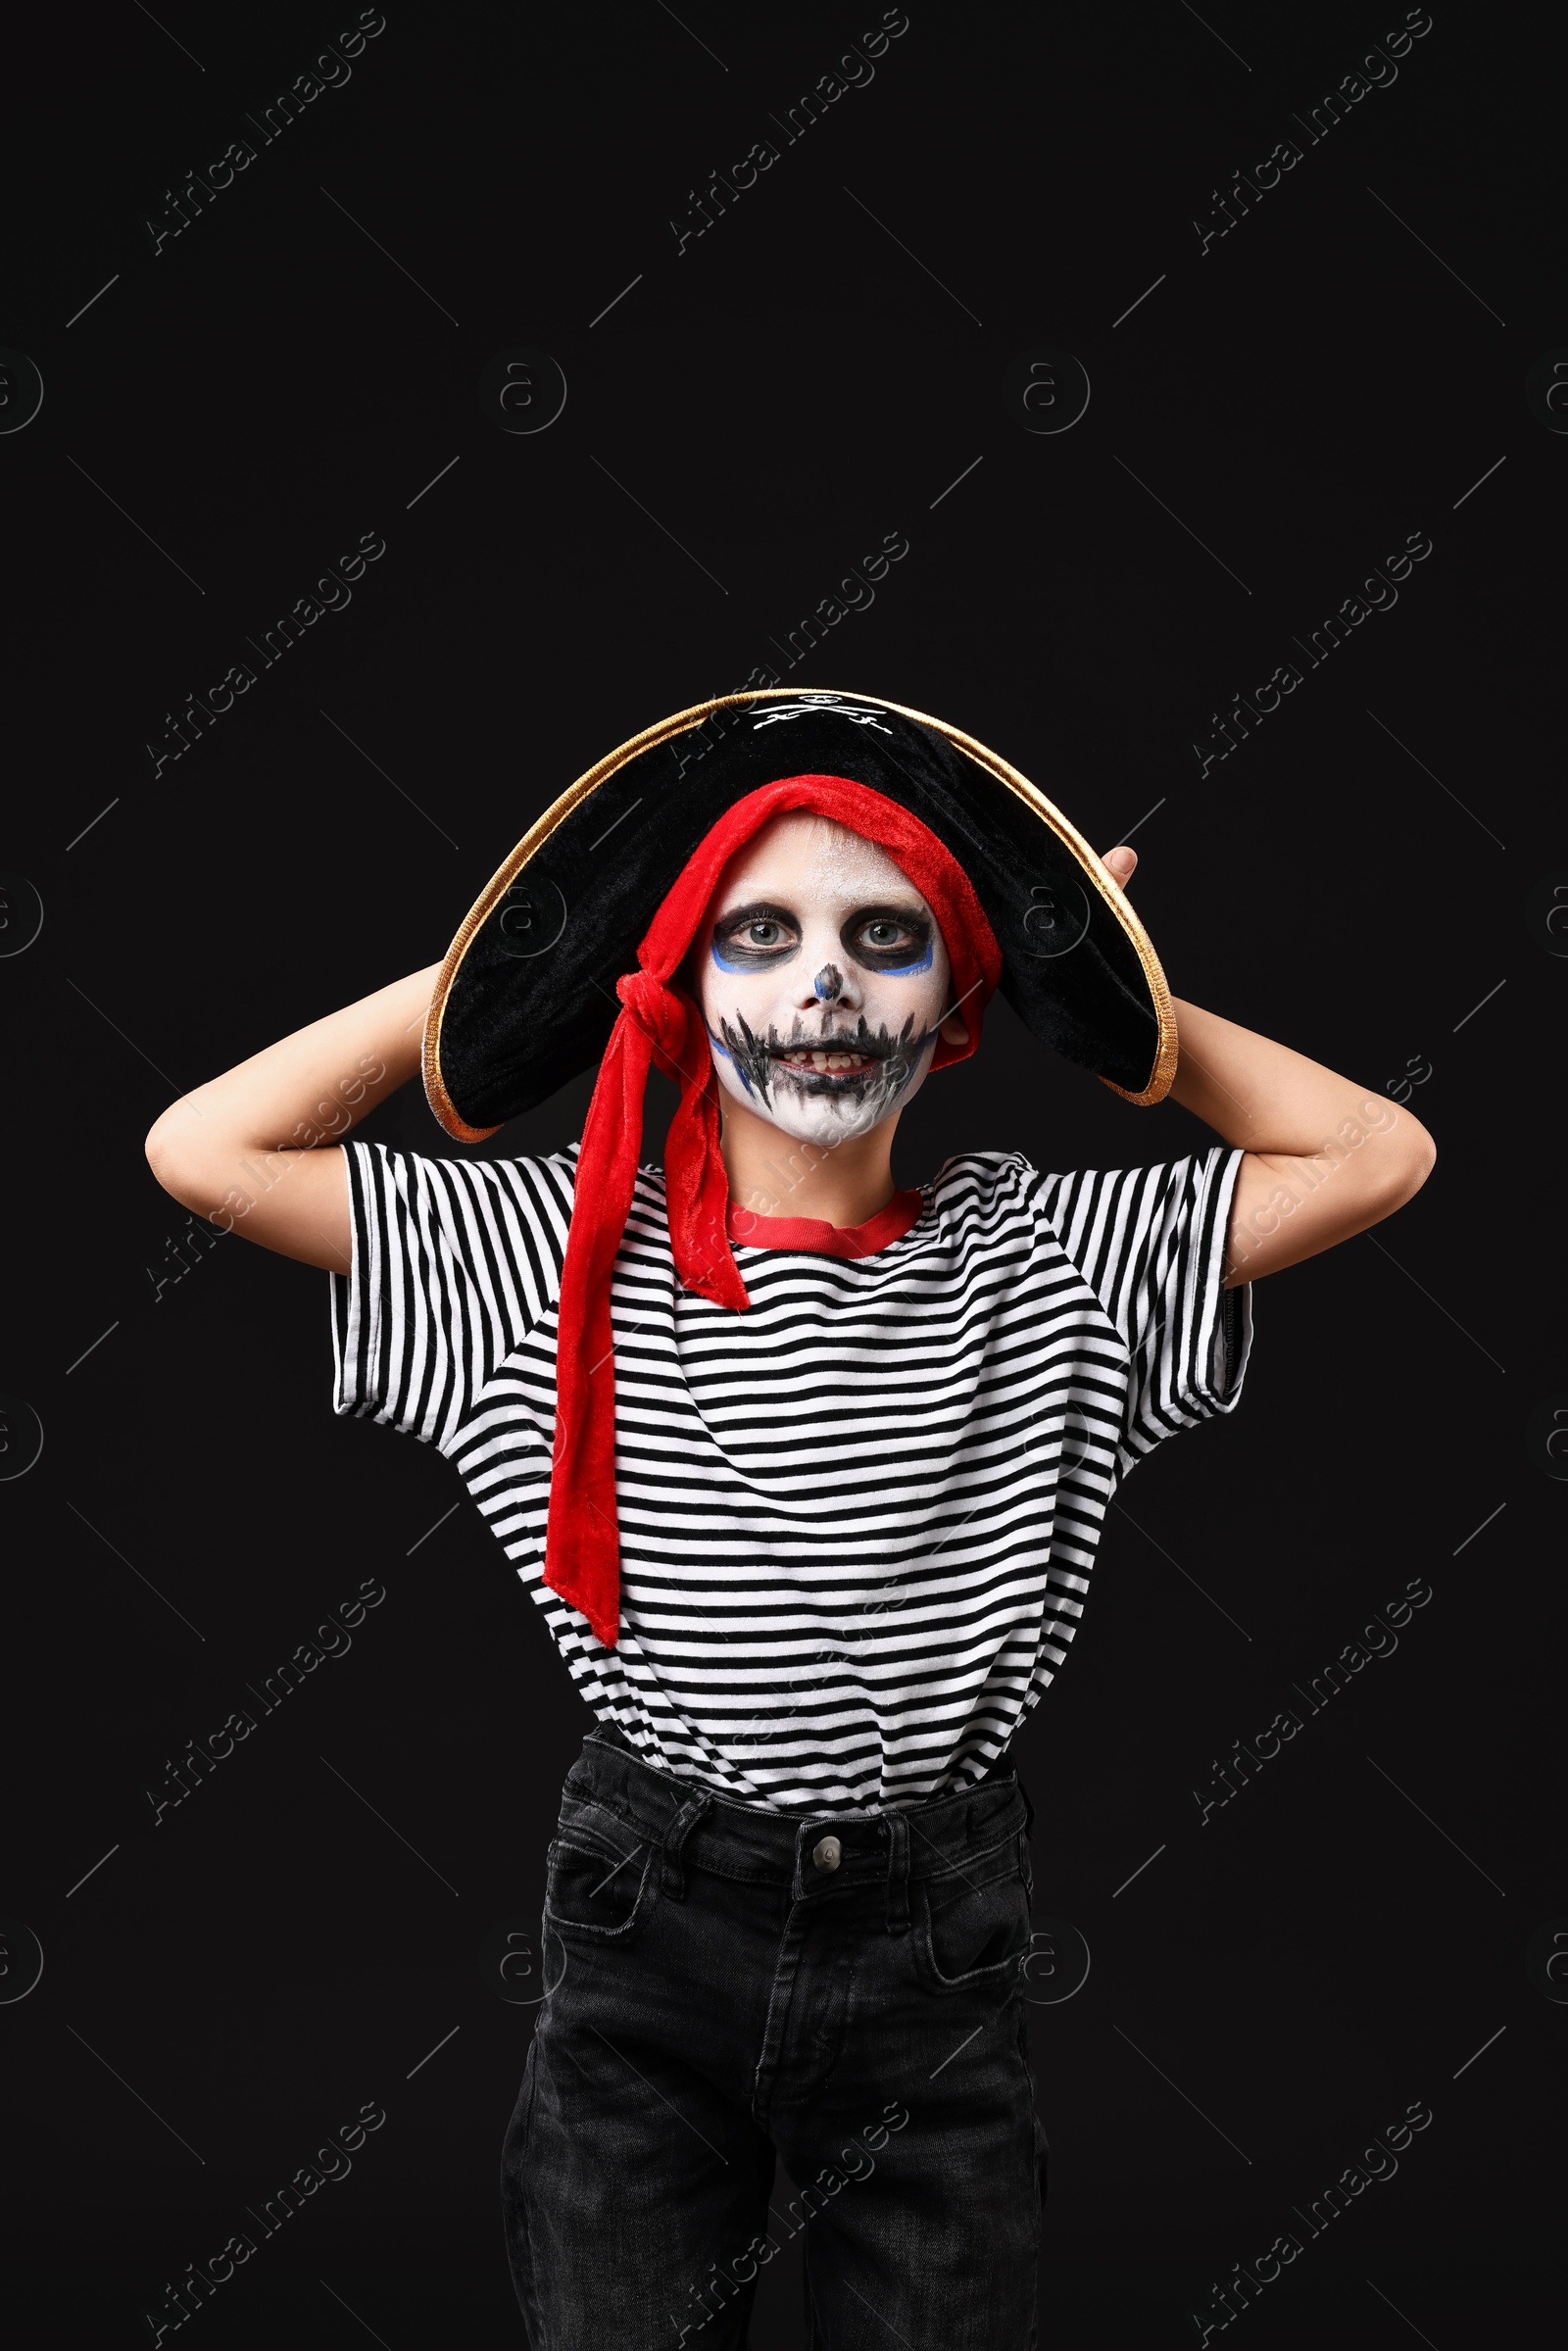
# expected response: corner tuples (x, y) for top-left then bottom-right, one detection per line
(331, 1143), (1251, 1814)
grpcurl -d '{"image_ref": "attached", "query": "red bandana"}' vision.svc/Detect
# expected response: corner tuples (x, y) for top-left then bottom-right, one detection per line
(545, 774), (1003, 1647)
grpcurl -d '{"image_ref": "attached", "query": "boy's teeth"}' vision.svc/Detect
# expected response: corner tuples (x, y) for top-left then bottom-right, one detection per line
(779, 1049), (868, 1071)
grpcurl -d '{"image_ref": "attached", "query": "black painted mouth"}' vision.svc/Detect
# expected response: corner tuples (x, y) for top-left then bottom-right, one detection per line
(772, 1058), (890, 1095)
(714, 1012), (935, 1106)
(767, 1031), (893, 1075)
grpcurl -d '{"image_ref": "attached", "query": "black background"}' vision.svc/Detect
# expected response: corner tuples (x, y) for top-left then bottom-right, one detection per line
(3, 2), (1563, 2343)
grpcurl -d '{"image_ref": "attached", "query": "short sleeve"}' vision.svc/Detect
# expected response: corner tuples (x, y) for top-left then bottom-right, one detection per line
(1032, 1147), (1253, 1459)
(329, 1143), (574, 1445)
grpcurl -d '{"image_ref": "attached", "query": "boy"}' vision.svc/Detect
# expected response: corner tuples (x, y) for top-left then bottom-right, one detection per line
(146, 689), (1434, 2347)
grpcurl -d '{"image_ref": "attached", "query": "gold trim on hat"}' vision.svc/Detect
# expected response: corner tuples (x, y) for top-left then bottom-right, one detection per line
(423, 688), (1176, 1138)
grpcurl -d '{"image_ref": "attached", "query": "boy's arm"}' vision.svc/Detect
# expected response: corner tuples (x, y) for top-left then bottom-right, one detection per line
(1167, 996), (1435, 1286)
(143, 962), (442, 1273)
(1101, 849), (1435, 1287)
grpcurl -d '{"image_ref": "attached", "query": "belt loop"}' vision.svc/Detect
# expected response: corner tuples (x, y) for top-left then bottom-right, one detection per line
(1020, 1780), (1036, 1839)
(884, 1810), (910, 1935)
(660, 1788), (713, 1900)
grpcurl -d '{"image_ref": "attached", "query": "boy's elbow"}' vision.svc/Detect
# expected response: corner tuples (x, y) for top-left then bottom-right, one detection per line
(144, 1107), (178, 1184)
(1402, 1115), (1437, 1194)
(1413, 1121), (1437, 1187)
(1379, 1114), (1436, 1214)
(144, 1102), (208, 1206)
(145, 1134), (183, 1208)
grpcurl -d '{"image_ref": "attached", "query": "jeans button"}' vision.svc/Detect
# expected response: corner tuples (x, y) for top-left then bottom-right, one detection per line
(811, 1835), (842, 1873)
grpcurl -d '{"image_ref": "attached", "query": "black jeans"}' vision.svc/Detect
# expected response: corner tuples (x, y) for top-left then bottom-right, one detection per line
(501, 1727), (1048, 2348)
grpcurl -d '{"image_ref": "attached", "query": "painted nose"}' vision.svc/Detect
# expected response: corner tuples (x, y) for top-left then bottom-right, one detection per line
(795, 957), (861, 1016)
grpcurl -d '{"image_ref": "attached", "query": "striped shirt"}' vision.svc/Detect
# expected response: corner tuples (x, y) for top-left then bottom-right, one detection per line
(330, 1142), (1251, 1815)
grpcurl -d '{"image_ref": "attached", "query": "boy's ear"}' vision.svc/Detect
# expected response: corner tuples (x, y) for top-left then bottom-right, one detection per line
(939, 1007), (971, 1049)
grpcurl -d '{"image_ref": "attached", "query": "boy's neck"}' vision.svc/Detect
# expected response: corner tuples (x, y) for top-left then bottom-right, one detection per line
(716, 1099), (902, 1230)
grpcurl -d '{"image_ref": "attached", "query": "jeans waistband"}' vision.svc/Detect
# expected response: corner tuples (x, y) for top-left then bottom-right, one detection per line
(559, 1726), (1034, 1926)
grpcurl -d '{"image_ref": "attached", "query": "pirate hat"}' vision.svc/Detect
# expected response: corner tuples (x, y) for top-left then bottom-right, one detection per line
(424, 686), (1176, 1141)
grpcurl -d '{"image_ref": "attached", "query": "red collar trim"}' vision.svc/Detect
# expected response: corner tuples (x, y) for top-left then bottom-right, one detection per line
(725, 1189), (925, 1261)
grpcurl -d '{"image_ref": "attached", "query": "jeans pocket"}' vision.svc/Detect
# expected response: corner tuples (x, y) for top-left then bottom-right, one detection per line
(543, 1814), (660, 1947)
(911, 1847), (1033, 1994)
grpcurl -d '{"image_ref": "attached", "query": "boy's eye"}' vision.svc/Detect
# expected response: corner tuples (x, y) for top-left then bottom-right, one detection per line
(713, 908), (799, 960)
(853, 913), (926, 958)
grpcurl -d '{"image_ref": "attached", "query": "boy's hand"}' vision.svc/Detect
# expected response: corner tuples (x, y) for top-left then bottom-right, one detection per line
(1101, 845), (1138, 892)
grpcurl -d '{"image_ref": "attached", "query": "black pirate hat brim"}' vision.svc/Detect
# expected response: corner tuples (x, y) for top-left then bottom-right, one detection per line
(424, 688), (1177, 1138)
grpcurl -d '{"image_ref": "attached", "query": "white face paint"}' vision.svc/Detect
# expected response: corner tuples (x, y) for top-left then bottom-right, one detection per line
(695, 812), (960, 1151)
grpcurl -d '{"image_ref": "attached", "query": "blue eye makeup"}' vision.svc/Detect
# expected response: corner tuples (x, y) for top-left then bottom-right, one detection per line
(871, 937), (933, 975)
(845, 909), (934, 974)
(710, 902), (803, 972)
